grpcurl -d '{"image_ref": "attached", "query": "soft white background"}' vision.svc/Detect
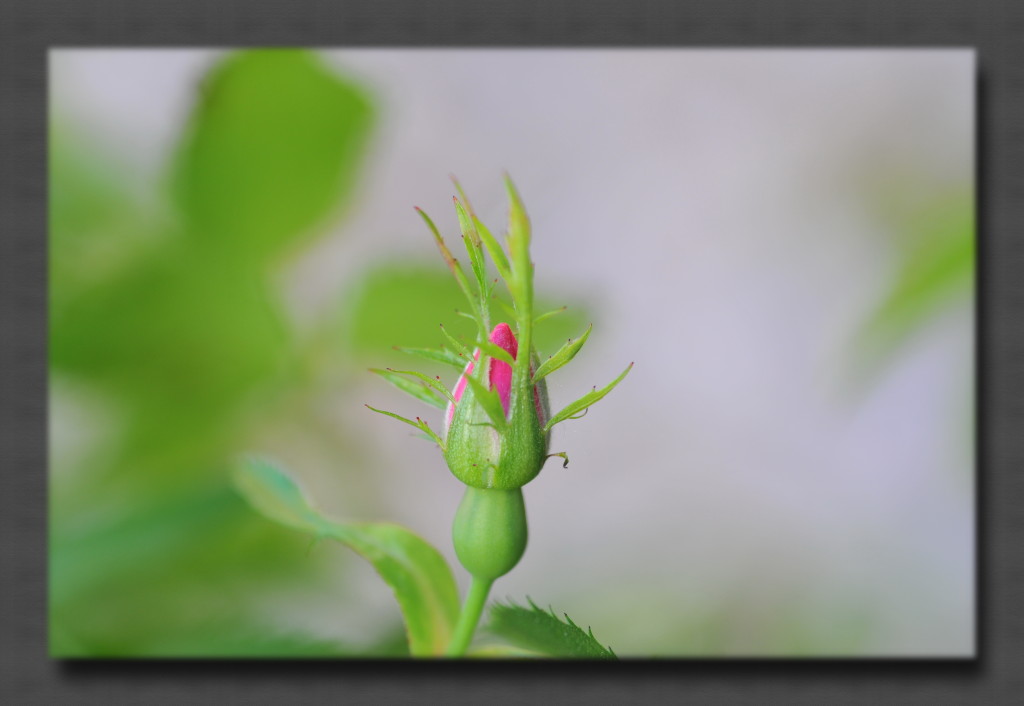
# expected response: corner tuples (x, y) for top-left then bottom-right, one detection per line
(51, 49), (974, 655)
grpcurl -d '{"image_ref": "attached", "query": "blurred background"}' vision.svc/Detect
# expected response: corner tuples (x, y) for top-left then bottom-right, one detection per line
(48, 48), (973, 657)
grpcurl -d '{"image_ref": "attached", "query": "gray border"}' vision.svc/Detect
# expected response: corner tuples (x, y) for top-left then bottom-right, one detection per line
(3, 0), (1020, 703)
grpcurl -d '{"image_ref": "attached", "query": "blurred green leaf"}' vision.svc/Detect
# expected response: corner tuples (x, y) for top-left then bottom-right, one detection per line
(48, 127), (155, 315)
(852, 190), (973, 382)
(468, 645), (542, 658)
(233, 457), (460, 656)
(171, 49), (374, 261)
(139, 624), (361, 658)
(488, 599), (616, 658)
(49, 478), (338, 657)
(341, 262), (592, 370)
(49, 49), (380, 656)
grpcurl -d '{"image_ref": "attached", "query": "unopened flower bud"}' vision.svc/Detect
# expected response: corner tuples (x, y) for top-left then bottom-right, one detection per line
(443, 323), (549, 490)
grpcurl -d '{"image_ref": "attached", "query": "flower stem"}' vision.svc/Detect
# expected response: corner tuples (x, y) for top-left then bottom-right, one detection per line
(445, 575), (494, 657)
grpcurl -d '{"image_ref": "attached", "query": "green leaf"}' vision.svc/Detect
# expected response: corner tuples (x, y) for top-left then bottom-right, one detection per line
(171, 49), (374, 260)
(488, 599), (616, 658)
(233, 458), (460, 656)
(533, 324), (593, 382)
(341, 264), (476, 365)
(544, 362), (633, 432)
(370, 368), (447, 409)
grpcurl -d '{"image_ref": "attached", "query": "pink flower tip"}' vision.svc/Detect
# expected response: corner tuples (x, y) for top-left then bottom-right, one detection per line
(445, 323), (546, 434)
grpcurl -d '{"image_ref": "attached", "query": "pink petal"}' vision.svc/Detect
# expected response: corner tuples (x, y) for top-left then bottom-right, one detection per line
(488, 323), (518, 416)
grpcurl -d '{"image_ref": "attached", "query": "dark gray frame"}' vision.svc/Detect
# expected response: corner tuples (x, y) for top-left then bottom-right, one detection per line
(3, 0), (1019, 703)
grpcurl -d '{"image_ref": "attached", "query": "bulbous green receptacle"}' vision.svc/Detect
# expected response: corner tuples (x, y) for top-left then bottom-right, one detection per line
(451, 486), (528, 581)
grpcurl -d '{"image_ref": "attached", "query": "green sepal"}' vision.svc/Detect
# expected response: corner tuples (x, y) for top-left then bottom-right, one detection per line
(474, 339), (515, 366)
(365, 404), (445, 449)
(439, 324), (472, 359)
(443, 381), (503, 488)
(546, 451), (570, 469)
(534, 306), (567, 326)
(384, 368), (455, 405)
(394, 346), (468, 370)
(544, 362), (633, 432)
(533, 323), (593, 382)
(369, 368), (447, 409)
(452, 176), (512, 282)
(503, 175), (531, 279)
(474, 213), (511, 284)
(416, 206), (479, 322)
(462, 374), (508, 433)
(455, 309), (478, 323)
(454, 197), (488, 300)
(503, 175), (532, 312)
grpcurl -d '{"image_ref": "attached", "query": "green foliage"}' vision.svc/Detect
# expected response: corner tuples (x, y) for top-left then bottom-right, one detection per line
(343, 265), (478, 363)
(51, 49), (609, 658)
(49, 49), (376, 655)
(852, 190), (973, 384)
(233, 458), (461, 656)
(172, 50), (374, 262)
(342, 262), (591, 370)
(488, 599), (616, 658)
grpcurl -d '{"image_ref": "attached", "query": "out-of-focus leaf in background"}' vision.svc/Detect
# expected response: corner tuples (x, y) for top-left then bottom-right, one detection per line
(49, 49), (378, 656)
(233, 458), (461, 656)
(339, 262), (592, 373)
(851, 189), (973, 384)
(171, 50), (372, 263)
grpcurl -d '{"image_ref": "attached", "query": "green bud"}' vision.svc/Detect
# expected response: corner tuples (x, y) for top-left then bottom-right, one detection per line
(443, 323), (550, 490)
